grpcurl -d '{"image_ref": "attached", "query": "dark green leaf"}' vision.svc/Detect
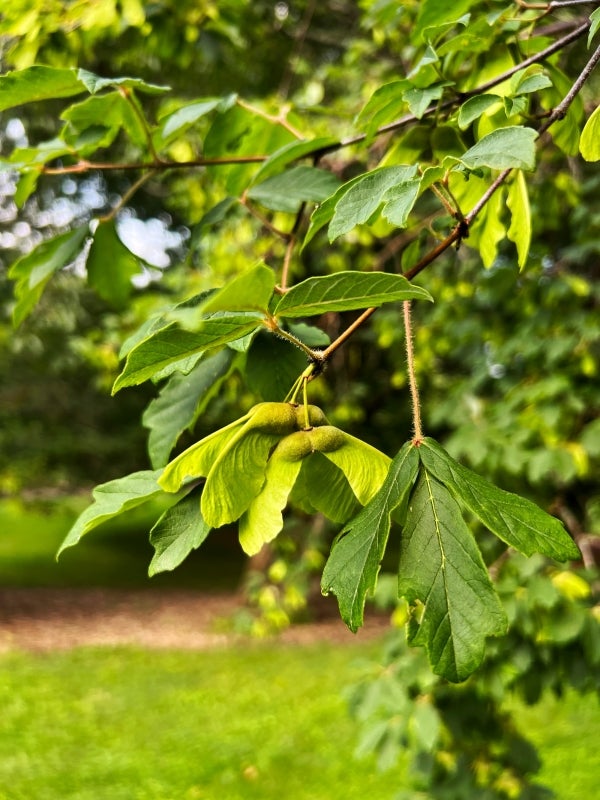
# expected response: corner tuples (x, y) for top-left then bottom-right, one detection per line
(113, 316), (262, 392)
(247, 165), (341, 213)
(419, 438), (581, 561)
(400, 469), (507, 682)
(57, 470), (166, 557)
(246, 332), (307, 401)
(8, 225), (89, 325)
(86, 220), (141, 307)
(142, 349), (236, 468)
(149, 490), (210, 576)
(274, 271), (432, 318)
(329, 166), (419, 241)
(321, 443), (419, 632)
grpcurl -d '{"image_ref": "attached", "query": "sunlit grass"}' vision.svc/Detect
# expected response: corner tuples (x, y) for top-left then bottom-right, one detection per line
(0, 643), (598, 800)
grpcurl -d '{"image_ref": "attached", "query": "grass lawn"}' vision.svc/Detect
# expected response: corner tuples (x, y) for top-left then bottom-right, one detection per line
(0, 642), (598, 800)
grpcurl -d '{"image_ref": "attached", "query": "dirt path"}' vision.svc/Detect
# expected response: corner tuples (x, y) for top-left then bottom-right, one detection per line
(0, 588), (389, 652)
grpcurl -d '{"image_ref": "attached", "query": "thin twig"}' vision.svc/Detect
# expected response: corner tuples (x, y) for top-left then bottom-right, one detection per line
(99, 172), (154, 222)
(42, 155), (269, 175)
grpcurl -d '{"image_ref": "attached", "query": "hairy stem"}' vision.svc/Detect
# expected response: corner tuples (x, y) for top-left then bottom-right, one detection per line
(403, 301), (423, 444)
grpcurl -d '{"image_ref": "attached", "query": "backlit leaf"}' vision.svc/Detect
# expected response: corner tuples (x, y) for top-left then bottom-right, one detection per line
(580, 105), (600, 162)
(149, 490), (211, 576)
(251, 137), (337, 183)
(399, 469), (507, 682)
(274, 271), (432, 318)
(321, 443), (419, 631)
(419, 438), (581, 561)
(506, 171), (531, 269)
(57, 470), (166, 556)
(0, 66), (86, 111)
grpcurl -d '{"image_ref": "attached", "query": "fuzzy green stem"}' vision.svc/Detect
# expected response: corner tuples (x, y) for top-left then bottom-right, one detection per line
(403, 301), (423, 444)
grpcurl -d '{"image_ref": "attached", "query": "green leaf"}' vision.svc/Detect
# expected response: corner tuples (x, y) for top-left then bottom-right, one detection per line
(247, 165), (341, 213)
(86, 220), (141, 307)
(355, 81), (410, 142)
(238, 449), (303, 555)
(0, 66), (86, 111)
(506, 171), (531, 269)
(61, 92), (146, 149)
(156, 98), (222, 145)
(403, 84), (446, 120)
(246, 332), (307, 401)
(57, 470), (166, 557)
(302, 173), (366, 248)
(580, 105), (600, 162)
(456, 126), (537, 171)
(149, 491), (211, 576)
(251, 137), (337, 183)
(113, 315), (262, 392)
(414, 0), (479, 41)
(322, 432), (391, 505)
(0, 66), (168, 113)
(170, 263), (275, 328)
(512, 73), (552, 96)
(321, 443), (419, 632)
(457, 94), (501, 130)
(8, 225), (89, 325)
(328, 166), (419, 241)
(274, 271), (432, 318)
(381, 179), (422, 228)
(142, 349), (235, 468)
(419, 438), (581, 561)
(588, 8), (600, 48)
(75, 69), (169, 95)
(399, 469), (507, 682)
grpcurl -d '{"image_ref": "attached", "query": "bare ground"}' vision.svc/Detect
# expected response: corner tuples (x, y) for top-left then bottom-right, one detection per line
(0, 588), (389, 653)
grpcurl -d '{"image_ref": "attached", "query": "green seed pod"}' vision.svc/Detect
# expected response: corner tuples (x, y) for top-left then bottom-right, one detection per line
(275, 430), (314, 462)
(308, 425), (346, 453)
(247, 402), (298, 435)
(294, 403), (329, 430)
